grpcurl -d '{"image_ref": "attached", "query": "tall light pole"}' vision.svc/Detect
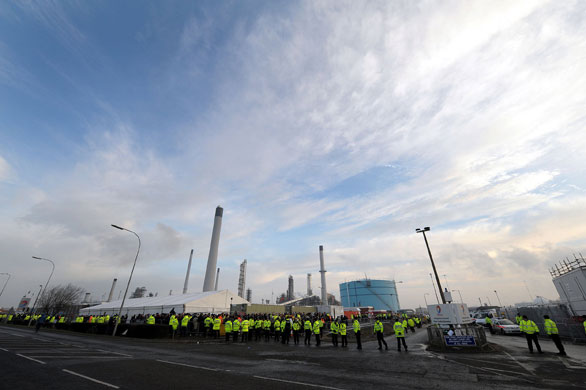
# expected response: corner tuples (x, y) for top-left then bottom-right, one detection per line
(416, 227), (446, 304)
(27, 284), (43, 325)
(494, 290), (503, 307)
(423, 293), (430, 307)
(452, 289), (463, 304)
(111, 224), (141, 337)
(429, 273), (440, 304)
(28, 256), (55, 326)
(442, 274), (451, 291)
(0, 273), (10, 298)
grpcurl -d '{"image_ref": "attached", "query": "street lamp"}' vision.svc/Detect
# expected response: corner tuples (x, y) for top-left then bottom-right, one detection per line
(423, 293), (430, 307)
(452, 289), (464, 304)
(442, 274), (451, 291)
(111, 224), (141, 337)
(416, 227), (446, 304)
(494, 290), (503, 307)
(29, 256), (55, 326)
(0, 273), (10, 298)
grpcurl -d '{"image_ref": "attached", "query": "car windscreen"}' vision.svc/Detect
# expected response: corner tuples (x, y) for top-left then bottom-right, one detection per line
(497, 319), (514, 325)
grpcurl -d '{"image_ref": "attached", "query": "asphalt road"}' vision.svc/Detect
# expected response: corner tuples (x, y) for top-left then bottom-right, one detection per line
(1, 324), (585, 389)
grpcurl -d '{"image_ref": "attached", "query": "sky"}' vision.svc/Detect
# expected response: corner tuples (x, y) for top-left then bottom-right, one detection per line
(1, 0), (586, 310)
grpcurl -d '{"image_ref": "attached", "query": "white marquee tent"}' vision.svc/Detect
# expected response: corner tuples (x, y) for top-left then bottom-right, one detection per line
(79, 290), (248, 316)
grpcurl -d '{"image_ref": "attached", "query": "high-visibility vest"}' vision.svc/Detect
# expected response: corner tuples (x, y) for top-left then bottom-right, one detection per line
(205, 317), (212, 327)
(97, 316), (104, 324)
(374, 321), (383, 333)
(59, 317), (65, 323)
(330, 322), (339, 334)
(415, 317), (421, 324)
(280, 320), (286, 331)
(264, 320), (271, 330)
(233, 320), (240, 331)
(255, 320), (262, 329)
(274, 320), (281, 331)
(304, 320), (311, 330)
(181, 315), (191, 327)
(313, 321), (321, 334)
(407, 319), (415, 327)
(402, 320), (407, 328)
(293, 321), (300, 331)
(583, 320), (586, 334)
(394, 321), (405, 337)
(520, 320), (539, 334)
(242, 319), (249, 332)
(339, 323), (347, 336)
(485, 317), (492, 325)
(544, 319), (558, 335)
(213, 318), (221, 330)
(104, 315), (110, 323)
(146, 315), (155, 325)
(353, 320), (360, 333)
(515, 316), (522, 324)
(225, 320), (232, 333)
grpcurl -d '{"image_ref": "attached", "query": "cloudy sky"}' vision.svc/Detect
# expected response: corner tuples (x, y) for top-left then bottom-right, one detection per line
(1, 0), (586, 310)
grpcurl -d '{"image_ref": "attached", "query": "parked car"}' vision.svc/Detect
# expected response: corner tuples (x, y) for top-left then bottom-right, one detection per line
(492, 318), (521, 335)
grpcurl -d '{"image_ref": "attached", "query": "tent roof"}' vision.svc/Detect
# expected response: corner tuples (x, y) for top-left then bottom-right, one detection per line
(80, 290), (247, 312)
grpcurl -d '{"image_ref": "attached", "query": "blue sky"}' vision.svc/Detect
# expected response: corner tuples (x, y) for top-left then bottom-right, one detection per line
(2, 0), (586, 309)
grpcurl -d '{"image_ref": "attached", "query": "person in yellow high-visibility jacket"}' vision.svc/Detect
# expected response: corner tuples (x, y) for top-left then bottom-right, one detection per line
(520, 315), (542, 354)
(543, 315), (566, 356)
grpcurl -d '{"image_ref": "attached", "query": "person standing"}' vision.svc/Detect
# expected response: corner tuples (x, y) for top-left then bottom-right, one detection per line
(213, 315), (221, 339)
(292, 318), (301, 345)
(353, 317), (362, 350)
(543, 315), (566, 356)
(394, 319), (407, 352)
(232, 317), (241, 342)
(374, 318), (388, 350)
(330, 319), (339, 347)
(485, 315), (494, 335)
(520, 315), (542, 354)
(313, 318), (321, 346)
(241, 317), (250, 342)
(224, 317), (232, 342)
(340, 319), (347, 347)
(407, 317), (416, 333)
(274, 317), (281, 342)
(304, 317), (312, 345)
(180, 313), (191, 337)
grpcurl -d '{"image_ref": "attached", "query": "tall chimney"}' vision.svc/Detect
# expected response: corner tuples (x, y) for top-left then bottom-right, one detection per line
(319, 245), (327, 305)
(214, 268), (220, 291)
(183, 249), (194, 294)
(238, 259), (247, 298)
(307, 273), (312, 296)
(107, 278), (117, 302)
(288, 275), (294, 300)
(83, 292), (91, 303)
(203, 206), (223, 291)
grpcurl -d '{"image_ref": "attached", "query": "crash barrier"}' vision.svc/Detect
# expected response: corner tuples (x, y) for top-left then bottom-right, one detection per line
(516, 304), (586, 343)
(427, 325), (488, 351)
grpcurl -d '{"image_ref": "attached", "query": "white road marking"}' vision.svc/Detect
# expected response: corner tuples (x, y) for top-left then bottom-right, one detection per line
(559, 357), (586, 370)
(28, 355), (131, 359)
(33, 338), (51, 342)
(9, 333), (24, 337)
(0, 347), (8, 351)
(96, 349), (132, 357)
(156, 359), (220, 371)
(265, 358), (319, 366)
(16, 354), (46, 365)
(253, 376), (345, 390)
(62, 369), (120, 389)
(503, 351), (535, 375)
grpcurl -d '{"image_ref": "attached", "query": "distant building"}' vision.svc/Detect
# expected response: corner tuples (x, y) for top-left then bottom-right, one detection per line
(339, 279), (400, 312)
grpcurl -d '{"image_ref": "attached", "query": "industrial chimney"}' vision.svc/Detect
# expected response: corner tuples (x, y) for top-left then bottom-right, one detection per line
(238, 259), (247, 298)
(214, 268), (220, 291)
(288, 275), (294, 300)
(183, 249), (194, 294)
(307, 273), (312, 296)
(319, 245), (328, 305)
(107, 278), (117, 302)
(203, 206), (223, 291)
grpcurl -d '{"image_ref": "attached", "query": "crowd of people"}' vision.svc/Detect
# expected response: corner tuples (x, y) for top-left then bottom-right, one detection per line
(0, 311), (422, 351)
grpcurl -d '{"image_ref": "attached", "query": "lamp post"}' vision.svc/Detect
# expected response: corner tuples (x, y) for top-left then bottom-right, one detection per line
(416, 227), (446, 304)
(111, 224), (141, 337)
(28, 256), (55, 326)
(429, 273), (440, 304)
(442, 274), (451, 291)
(423, 293), (430, 307)
(494, 290), (503, 307)
(27, 284), (43, 325)
(452, 289), (464, 304)
(0, 273), (10, 298)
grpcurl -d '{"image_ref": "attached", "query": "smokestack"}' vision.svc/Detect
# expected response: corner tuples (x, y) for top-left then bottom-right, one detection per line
(203, 206), (223, 291)
(214, 268), (220, 291)
(107, 278), (117, 302)
(238, 259), (247, 298)
(183, 249), (194, 294)
(246, 288), (252, 302)
(83, 292), (91, 303)
(307, 273), (312, 296)
(288, 275), (294, 300)
(319, 245), (327, 305)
